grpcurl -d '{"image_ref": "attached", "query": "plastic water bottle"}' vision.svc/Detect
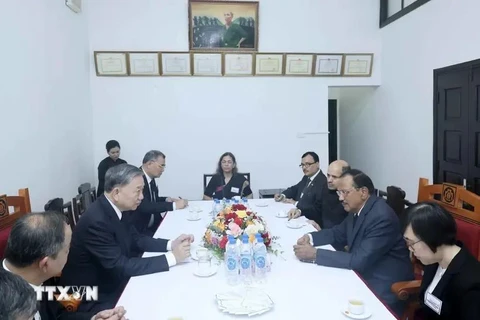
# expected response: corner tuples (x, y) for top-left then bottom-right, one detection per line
(212, 199), (221, 218)
(225, 199), (231, 207)
(253, 234), (267, 283)
(239, 234), (253, 285)
(225, 236), (239, 286)
(241, 197), (249, 209)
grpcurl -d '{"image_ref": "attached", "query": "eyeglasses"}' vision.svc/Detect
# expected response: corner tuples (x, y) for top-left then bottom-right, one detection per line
(336, 188), (358, 197)
(154, 162), (166, 168)
(299, 162), (316, 168)
(404, 238), (422, 251)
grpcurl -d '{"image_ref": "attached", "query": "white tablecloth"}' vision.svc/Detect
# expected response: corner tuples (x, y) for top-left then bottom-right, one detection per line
(117, 199), (397, 319)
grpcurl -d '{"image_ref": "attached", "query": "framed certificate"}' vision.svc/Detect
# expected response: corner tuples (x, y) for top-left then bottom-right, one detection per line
(314, 54), (343, 76)
(285, 54), (314, 76)
(161, 52), (191, 76)
(254, 53), (284, 76)
(128, 52), (160, 76)
(343, 54), (373, 76)
(192, 53), (222, 76)
(224, 53), (254, 76)
(94, 52), (128, 76)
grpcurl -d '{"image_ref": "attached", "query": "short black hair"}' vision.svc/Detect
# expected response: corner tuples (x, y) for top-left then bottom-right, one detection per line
(406, 202), (456, 253)
(301, 151), (319, 163)
(5, 211), (67, 268)
(340, 169), (375, 194)
(0, 269), (37, 320)
(106, 140), (120, 152)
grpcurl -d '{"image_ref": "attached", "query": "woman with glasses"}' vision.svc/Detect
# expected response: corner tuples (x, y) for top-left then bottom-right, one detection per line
(203, 152), (252, 200)
(403, 202), (480, 319)
(97, 140), (127, 197)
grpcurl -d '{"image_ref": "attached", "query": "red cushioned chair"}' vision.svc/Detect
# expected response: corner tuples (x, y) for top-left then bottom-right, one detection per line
(391, 178), (480, 320)
(0, 188), (31, 258)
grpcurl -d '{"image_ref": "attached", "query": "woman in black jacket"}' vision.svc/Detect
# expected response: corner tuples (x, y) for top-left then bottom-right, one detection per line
(96, 140), (127, 197)
(403, 201), (480, 319)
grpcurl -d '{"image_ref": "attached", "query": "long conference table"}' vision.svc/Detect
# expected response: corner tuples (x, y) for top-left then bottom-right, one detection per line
(117, 199), (397, 319)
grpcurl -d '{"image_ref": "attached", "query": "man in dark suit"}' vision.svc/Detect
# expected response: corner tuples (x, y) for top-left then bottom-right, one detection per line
(273, 151), (328, 226)
(294, 169), (414, 316)
(2, 211), (126, 320)
(131, 150), (188, 236)
(60, 164), (193, 314)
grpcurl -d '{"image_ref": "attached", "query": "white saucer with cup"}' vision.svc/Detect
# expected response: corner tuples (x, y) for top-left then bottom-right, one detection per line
(193, 248), (217, 277)
(341, 299), (372, 319)
(275, 210), (288, 218)
(186, 210), (201, 221)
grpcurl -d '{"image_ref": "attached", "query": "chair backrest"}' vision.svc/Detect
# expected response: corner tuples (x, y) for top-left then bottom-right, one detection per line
(77, 183), (96, 212)
(72, 194), (84, 223)
(44, 198), (76, 231)
(203, 173), (251, 191)
(417, 177), (480, 260)
(0, 188), (31, 231)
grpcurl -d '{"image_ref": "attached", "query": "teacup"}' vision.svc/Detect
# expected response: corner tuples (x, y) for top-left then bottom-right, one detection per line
(347, 299), (365, 315)
(277, 210), (288, 218)
(197, 249), (212, 274)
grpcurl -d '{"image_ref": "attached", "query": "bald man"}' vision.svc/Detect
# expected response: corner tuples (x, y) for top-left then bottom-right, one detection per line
(309, 160), (350, 231)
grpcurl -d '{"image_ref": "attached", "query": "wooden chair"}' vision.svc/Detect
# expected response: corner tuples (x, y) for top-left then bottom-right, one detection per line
(203, 173), (251, 192)
(77, 183), (96, 211)
(391, 178), (480, 320)
(0, 188), (32, 258)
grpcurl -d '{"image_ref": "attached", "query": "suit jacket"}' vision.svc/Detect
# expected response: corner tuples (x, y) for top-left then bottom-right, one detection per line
(310, 195), (414, 316)
(282, 170), (328, 225)
(417, 244), (480, 319)
(322, 189), (348, 229)
(60, 195), (170, 314)
(130, 174), (173, 236)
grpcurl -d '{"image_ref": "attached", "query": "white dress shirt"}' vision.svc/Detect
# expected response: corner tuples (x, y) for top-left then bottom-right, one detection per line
(3, 259), (42, 320)
(426, 265), (446, 294)
(282, 169), (321, 208)
(105, 197), (177, 267)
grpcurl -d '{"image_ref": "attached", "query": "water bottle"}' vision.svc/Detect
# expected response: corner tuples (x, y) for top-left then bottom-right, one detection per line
(233, 198), (239, 205)
(225, 199), (231, 207)
(253, 234), (267, 283)
(242, 197), (249, 210)
(225, 236), (239, 286)
(239, 234), (253, 285)
(212, 199), (221, 218)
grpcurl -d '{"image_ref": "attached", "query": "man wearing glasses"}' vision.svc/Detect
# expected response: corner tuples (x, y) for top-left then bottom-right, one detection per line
(128, 150), (188, 237)
(293, 169), (414, 317)
(274, 151), (328, 227)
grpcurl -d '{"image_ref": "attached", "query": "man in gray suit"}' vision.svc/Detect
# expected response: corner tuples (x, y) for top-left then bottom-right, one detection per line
(294, 169), (413, 317)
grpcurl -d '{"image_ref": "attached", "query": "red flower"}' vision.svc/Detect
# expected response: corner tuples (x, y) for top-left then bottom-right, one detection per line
(219, 235), (228, 249)
(225, 212), (237, 221)
(261, 233), (271, 246)
(234, 217), (243, 226)
(232, 204), (247, 211)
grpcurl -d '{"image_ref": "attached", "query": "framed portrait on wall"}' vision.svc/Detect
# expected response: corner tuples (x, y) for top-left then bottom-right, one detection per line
(189, 0), (259, 51)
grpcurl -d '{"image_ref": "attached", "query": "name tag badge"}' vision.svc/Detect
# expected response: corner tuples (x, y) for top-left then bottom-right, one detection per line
(231, 187), (239, 193)
(425, 292), (442, 315)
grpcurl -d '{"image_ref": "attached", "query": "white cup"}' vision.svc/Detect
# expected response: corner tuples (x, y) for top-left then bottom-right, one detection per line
(348, 299), (365, 315)
(277, 210), (287, 217)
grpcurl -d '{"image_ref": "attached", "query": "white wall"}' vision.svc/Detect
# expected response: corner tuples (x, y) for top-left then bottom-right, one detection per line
(0, 1), (93, 210)
(338, 0), (480, 201)
(87, 0), (382, 200)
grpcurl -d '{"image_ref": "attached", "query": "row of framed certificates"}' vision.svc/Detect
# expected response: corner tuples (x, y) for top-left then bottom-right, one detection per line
(94, 51), (373, 77)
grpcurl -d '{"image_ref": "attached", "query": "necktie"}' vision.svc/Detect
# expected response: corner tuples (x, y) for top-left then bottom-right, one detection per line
(352, 214), (358, 229)
(300, 178), (312, 199)
(150, 180), (156, 202)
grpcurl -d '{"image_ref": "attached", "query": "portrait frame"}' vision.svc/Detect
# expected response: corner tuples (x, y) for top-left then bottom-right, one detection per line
(343, 53), (374, 77)
(284, 53), (314, 77)
(94, 51), (129, 77)
(223, 52), (254, 76)
(254, 53), (284, 76)
(128, 52), (160, 76)
(314, 54), (344, 77)
(160, 52), (192, 76)
(188, 0), (259, 52)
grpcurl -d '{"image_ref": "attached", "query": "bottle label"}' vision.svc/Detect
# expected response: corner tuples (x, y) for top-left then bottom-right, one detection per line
(240, 256), (251, 269)
(226, 257), (237, 271)
(255, 256), (266, 268)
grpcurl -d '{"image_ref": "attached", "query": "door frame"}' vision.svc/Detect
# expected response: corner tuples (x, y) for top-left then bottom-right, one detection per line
(433, 58), (480, 184)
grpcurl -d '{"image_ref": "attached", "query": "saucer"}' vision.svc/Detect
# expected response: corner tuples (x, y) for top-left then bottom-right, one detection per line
(341, 307), (372, 319)
(255, 202), (269, 207)
(275, 212), (288, 218)
(286, 220), (305, 229)
(186, 216), (201, 221)
(193, 266), (217, 277)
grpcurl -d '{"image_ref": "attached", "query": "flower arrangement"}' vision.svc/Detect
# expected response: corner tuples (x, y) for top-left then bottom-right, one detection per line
(202, 204), (279, 260)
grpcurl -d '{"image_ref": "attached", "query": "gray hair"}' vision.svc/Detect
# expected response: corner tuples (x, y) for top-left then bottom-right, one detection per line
(0, 269), (37, 320)
(104, 164), (143, 193)
(142, 150), (166, 164)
